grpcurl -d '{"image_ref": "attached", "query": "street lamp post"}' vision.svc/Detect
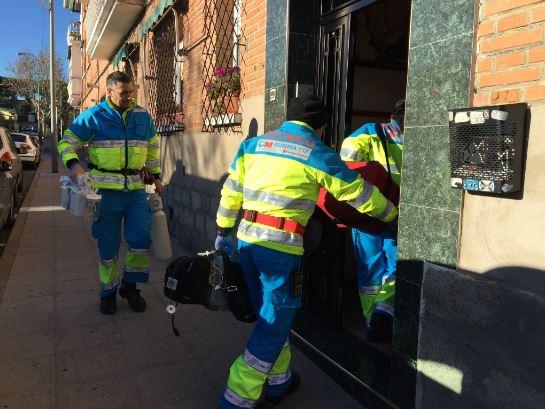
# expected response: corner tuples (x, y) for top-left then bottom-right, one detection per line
(49, 0), (58, 173)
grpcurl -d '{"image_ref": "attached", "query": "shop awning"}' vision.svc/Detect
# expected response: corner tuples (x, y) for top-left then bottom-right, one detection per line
(112, 45), (127, 68)
(140, 0), (175, 39)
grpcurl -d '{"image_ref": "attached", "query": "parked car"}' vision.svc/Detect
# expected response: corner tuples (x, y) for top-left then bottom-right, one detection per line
(11, 132), (41, 169)
(0, 127), (23, 227)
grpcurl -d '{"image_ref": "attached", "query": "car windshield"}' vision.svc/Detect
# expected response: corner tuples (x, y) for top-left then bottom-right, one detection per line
(11, 134), (28, 143)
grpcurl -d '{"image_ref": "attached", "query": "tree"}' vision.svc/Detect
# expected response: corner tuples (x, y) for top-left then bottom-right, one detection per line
(5, 50), (67, 134)
(0, 76), (18, 102)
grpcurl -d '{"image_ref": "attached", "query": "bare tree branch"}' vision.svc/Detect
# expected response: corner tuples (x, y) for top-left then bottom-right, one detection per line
(5, 50), (68, 132)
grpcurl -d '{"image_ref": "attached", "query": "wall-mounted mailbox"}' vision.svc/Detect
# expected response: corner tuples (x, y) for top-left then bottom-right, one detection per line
(449, 103), (527, 194)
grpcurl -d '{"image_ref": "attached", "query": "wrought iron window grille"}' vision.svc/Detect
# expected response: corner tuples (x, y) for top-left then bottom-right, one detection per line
(144, 7), (185, 135)
(202, 0), (245, 132)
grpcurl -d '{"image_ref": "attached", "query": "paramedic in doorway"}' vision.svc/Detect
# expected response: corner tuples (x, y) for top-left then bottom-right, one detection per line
(340, 99), (405, 343)
(214, 96), (398, 409)
(57, 71), (164, 315)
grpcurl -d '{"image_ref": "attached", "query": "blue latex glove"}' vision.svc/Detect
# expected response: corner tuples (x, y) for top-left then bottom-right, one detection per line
(215, 235), (235, 257)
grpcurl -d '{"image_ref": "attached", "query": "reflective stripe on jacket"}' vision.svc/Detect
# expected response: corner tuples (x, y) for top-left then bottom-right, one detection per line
(216, 121), (398, 255)
(57, 99), (161, 191)
(340, 122), (403, 186)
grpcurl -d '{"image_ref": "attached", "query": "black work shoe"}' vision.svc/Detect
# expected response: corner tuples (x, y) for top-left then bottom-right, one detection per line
(366, 313), (393, 343)
(264, 372), (301, 405)
(100, 293), (117, 315)
(119, 280), (147, 312)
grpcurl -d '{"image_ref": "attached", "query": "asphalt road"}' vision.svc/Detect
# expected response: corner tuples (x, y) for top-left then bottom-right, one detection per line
(0, 165), (37, 256)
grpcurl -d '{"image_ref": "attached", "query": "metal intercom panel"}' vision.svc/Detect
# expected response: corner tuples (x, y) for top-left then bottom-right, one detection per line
(449, 103), (527, 194)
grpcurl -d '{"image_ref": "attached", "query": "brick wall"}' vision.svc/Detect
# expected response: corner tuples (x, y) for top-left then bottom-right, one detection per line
(474, 0), (545, 105)
(78, 0), (266, 129)
(240, 0), (266, 99)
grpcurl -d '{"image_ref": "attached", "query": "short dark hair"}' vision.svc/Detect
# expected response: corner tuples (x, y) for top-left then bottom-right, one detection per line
(106, 71), (132, 88)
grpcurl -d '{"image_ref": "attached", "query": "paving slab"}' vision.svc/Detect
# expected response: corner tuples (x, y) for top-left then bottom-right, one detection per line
(0, 159), (363, 409)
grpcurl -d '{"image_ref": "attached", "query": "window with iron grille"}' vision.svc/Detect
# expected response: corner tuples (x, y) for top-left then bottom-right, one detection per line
(202, 0), (244, 132)
(145, 9), (184, 135)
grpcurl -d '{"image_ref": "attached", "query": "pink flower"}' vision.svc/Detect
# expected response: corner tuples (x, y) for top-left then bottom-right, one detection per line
(216, 67), (224, 77)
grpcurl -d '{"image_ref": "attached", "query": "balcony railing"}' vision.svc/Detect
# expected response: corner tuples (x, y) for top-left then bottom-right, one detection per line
(85, 0), (146, 60)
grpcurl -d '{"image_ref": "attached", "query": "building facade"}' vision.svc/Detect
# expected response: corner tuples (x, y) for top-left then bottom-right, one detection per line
(65, 0), (545, 408)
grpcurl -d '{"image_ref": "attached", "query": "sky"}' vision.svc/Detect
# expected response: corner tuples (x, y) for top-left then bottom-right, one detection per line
(0, 0), (78, 77)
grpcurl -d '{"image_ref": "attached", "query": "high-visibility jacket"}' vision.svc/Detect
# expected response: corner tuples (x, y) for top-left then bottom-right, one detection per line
(340, 121), (403, 186)
(216, 121), (398, 256)
(58, 99), (161, 191)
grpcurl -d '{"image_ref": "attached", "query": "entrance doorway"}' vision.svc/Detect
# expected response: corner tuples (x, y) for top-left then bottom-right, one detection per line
(298, 0), (411, 386)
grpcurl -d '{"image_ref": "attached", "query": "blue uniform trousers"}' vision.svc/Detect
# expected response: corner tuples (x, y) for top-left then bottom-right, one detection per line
(352, 228), (397, 326)
(219, 241), (301, 408)
(92, 189), (152, 297)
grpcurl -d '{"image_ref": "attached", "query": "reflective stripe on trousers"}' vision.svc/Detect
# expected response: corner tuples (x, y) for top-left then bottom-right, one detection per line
(223, 387), (258, 408)
(219, 243), (300, 408)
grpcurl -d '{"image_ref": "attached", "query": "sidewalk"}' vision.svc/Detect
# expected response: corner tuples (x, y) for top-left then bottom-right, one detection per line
(0, 158), (362, 409)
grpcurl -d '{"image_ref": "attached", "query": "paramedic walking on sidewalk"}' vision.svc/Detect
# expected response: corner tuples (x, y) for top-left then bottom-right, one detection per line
(214, 96), (399, 409)
(57, 71), (164, 315)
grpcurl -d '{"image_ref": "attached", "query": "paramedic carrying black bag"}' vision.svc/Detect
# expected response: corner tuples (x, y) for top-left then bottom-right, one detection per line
(163, 250), (256, 335)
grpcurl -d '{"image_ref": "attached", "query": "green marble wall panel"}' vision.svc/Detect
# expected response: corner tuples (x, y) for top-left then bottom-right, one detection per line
(393, 0), (476, 408)
(265, 35), (287, 89)
(266, 0), (287, 42)
(398, 204), (460, 282)
(401, 126), (462, 211)
(409, 0), (476, 48)
(404, 33), (474, 128)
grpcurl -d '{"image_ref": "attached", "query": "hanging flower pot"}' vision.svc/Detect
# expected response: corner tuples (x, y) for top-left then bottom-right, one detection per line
(225, 94), (240, 114)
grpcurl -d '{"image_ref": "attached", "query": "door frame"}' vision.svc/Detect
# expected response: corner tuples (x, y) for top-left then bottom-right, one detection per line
(320, 0), (379, 24)
(316, 0), (380, 150)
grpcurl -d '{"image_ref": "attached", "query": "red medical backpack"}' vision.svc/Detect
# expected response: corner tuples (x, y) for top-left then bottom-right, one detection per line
(316, 161), (399, 232)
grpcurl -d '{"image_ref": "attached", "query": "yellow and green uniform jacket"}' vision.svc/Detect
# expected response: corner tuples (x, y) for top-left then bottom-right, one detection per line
(58, 98), (161, 190)
(216, 121), (398, 256)
(340, 120), (403, 186)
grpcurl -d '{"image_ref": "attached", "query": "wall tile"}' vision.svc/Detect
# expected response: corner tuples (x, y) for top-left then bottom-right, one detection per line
(265, 34), (287, 88)
(266, 0), (287, 42)
(400, 125), (462, 211)
(398, 204), (460, 276)
(264, 85), (286, 132)
(409, 0), (475, 48)
(404, 33), (474, 128)
(393, 278), (422, 360)
(288, 33), (317, 85)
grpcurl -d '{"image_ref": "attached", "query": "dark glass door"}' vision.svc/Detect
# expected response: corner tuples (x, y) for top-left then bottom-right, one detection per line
(316, 14), (354, 151)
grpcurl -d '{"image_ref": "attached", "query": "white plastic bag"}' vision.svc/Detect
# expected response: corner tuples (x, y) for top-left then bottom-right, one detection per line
(59, 173), (101, 218)
(59, 176), (71, 210)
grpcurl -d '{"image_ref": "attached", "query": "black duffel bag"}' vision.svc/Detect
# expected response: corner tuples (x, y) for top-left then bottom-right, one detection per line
(163, 250), (256, 323)
(164, 254), (212, 305)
